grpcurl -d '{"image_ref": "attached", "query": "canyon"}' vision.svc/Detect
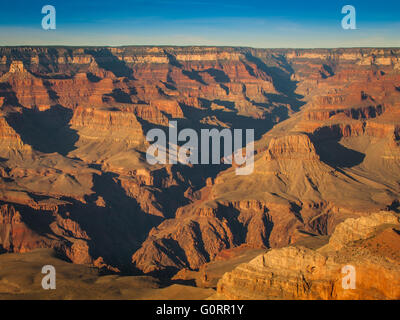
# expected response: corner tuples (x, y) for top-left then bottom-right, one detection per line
(0, 46), (399, 299)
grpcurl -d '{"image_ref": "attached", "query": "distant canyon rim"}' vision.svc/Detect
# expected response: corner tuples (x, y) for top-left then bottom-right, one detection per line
(0, 46), (400, 299)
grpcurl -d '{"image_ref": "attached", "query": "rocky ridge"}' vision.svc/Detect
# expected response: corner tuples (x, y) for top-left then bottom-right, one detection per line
(215, 211), (400, 300)
(0, 47), (399, 280)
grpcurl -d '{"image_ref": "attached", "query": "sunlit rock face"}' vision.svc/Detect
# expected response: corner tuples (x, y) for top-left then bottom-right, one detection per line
(215, 212), (400, 300)
(0, 46), (399, 286)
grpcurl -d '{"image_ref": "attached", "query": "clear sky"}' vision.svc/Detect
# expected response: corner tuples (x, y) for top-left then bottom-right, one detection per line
(0, 0), (399, 48)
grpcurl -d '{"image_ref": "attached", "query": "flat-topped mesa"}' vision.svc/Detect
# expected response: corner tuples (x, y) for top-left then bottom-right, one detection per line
(70, 106), (144, 145)
(265, 134), (319, 161)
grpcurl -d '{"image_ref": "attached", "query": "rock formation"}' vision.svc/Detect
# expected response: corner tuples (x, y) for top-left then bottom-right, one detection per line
(215, 211), (400, 300)
(0, 46), (399, 290)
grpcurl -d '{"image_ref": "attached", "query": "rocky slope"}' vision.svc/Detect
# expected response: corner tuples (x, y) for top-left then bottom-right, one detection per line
(132, 47), (400, 274)
(215, 211), (400, 300)
(0, 47), (399, 283)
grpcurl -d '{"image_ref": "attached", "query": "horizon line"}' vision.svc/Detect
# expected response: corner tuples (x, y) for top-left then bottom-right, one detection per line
(1, 45), (400, 50)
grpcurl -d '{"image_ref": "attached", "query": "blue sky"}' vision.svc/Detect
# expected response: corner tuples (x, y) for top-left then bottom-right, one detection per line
(0, 0), (399, 47)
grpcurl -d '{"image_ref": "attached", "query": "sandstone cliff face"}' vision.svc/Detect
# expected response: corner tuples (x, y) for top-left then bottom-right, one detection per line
(216, 211), (400, 300)
(328, 211), (400, 251)
(0, 204), (53, 253)
(0, 61), (53, 109)
(68, 106), (145, 164)
(265, 134), (319, 161)
(0, 47), (400, 280)
(0, 116), (29, 154)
